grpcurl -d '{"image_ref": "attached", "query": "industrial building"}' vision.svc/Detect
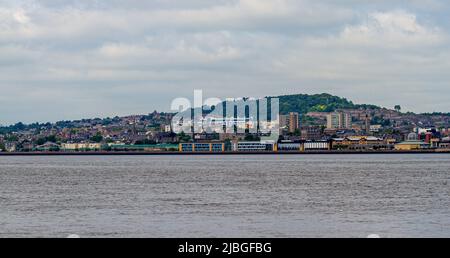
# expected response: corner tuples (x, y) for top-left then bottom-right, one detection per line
(179, 143), (225, 152)
(394, 133), (429, 150)
(61, 143), (102, 151)
(332, 136), (389, 150)
(108, 144), (179, 151)
(277, 141), (302, 151)
(234, 141), (277, 152)
(278, 140), (330, 151)
(303, 141), (331, 151)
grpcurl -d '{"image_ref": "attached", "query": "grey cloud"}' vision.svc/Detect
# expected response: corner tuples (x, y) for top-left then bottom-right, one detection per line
(0, 0), (449, 124)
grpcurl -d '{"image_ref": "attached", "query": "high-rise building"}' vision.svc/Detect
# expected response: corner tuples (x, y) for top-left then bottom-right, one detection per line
(280, 112), (300, 134)
(365, 114), (371, 134)
(280, 115), (289, 131)
(327, 112), (351, 129)
(288, 112), (299, 133)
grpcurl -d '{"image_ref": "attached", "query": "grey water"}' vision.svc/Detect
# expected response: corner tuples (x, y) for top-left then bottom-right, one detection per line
(0, 154), (449, 238)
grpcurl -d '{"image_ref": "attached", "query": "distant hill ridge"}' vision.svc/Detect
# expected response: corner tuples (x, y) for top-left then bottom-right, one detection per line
(277, 93), (380, 115)
(2, 93), (449, 131)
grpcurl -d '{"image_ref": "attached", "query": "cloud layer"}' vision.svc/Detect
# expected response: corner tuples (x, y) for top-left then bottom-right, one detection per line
(0, 0), (449, 124)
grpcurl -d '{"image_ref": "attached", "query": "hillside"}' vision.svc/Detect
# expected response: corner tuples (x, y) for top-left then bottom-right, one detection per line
(0, 93), (402, 132)
(277, 93), (380, 115)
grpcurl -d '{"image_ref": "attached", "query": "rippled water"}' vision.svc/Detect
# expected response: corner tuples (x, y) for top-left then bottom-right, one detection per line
(0, 154), (449, 238)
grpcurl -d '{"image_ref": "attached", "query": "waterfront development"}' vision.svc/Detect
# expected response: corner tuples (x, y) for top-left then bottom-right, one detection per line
(1, 154), (448, 238)
(0, 94), (449, 155)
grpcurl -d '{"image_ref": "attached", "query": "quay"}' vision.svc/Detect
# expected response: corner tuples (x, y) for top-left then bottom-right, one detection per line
(0, 150), (449, 156)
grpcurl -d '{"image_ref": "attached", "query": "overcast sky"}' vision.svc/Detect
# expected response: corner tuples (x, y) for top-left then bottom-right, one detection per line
(1, 0), (449, 124)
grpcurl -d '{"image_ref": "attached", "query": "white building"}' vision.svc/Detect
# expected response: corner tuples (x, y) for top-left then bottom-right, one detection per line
(304, 141), (330, 151)
(370, 125), (382, 133)
(61, 143), (102, 151)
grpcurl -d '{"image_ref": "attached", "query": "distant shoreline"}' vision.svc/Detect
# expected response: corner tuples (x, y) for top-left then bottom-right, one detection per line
(0, 150), (449, 156)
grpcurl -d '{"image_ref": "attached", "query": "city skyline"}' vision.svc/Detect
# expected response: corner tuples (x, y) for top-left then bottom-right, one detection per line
(0, 91), (447, 127)
(0, 91), (449, 127)
(1, 0), (450, 125)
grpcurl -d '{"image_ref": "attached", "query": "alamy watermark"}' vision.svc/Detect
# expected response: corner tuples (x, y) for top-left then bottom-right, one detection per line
(170, 90), (279, 141)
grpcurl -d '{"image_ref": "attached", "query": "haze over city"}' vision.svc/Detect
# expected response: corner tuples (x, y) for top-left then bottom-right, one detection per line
(1, 0), (450, 124)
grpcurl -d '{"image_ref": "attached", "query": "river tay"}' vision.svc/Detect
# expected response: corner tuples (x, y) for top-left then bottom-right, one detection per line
(0, 154), (449, 238)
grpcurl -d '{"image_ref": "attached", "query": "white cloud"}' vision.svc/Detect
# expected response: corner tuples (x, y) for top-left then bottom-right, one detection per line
(340, 11), (445, 47)
(12, 8), (29, 23)
(97, 33), (241, 65)
(0, 0), (354, 44)
(301, 10), (447, 50)
(266, 10), (450, 113)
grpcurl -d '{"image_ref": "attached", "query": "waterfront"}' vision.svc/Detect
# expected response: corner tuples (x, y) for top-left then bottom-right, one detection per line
(0, 154), (449, 238)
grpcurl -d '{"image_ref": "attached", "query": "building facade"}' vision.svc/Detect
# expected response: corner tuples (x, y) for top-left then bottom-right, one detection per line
(234, 141), (276, 152)
(179, 143), (225, 152)
(288, 112), (299, 133)
(300, 126), (322, 140)
(439, 137), (450, 149)
(332, 136), (388, 150)
(303, 141), (331, 151)
(280, 112), (300, 134)
(61, 143), (102, 151)
(327, 112), (351, 129)
(278, 142), (302, 151)
(394, 133), (429, 150)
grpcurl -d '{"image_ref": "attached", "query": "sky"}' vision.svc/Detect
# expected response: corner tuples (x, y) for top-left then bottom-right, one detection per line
(1, 0), (450, 125)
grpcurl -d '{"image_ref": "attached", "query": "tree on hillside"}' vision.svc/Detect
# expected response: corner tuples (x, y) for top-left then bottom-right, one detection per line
(277, 93), (380, 115)
(394, 105), (401, 113)
(35, 135), (58, 145)
(90, 132), (103, 143)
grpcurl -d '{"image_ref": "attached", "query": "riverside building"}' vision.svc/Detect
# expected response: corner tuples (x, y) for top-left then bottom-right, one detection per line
(179, 143), (225, 152)
(234, 141), (277, 152)
(394, 133), (430, 150)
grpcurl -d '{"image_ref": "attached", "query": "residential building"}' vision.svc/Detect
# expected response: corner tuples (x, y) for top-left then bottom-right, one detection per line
(300, 126), (322, 140)
(5, 142), (17, 152)
(327, 112), (352, 129)
(288, 112), (299, 133)
(280, 115), (288, 132)
(280, 112), (300, 133)
(365, 114), (371, 134)
(370, 125), (382, 133)
(439, 137), (450, 149)
(163, 124), (172, 133)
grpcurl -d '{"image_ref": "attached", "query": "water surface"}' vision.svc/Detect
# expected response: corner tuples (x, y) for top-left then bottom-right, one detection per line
(0, 154), (449, 238)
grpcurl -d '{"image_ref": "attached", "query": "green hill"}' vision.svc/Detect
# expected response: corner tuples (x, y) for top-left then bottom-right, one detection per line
(277, 93), (379, 115)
